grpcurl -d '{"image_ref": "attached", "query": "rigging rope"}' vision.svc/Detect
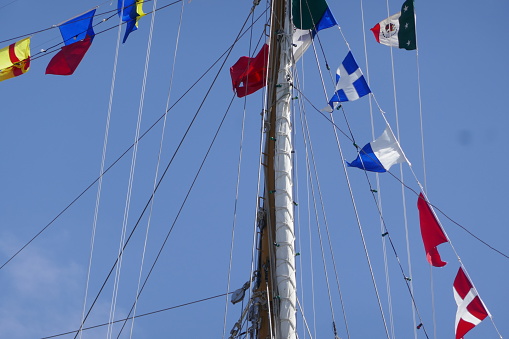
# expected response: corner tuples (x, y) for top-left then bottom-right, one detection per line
(221, 5), (257, 337)
(0, 6), (270, 274)
(303, 30), (352, 339)
(0, 0), (171, 45)
(42, 292), (232, 339)
(114, 94), (238, 338)
(412, 5), (433, 337)
(127, 0), (165, 337)
(301, 108), (339, 330)
(106, 0), (148, 334)
(108, 8), (262, 337)
(358, 0), (396, 337)
(290, 86), (509, 262)
(77, 4), (124, 339)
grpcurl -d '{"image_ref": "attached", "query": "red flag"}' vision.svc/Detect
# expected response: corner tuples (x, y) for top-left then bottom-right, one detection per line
(230, 44), (269, 98)
(46, 36), (92, 76)
(417, 193), (448, 267)
(454, 267), (489, 338)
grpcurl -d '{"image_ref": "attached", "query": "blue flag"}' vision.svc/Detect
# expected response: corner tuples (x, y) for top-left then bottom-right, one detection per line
(327, 51), (371, 111)
(59, 9), (96, 45)
(347, 126), (408, 172)
(118, 0), (145, 43)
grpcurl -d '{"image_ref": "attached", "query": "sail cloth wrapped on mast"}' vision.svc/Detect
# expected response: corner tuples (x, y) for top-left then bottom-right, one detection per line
(417, 193), (449, 267)
(453, 267), (489, 338)
(0, 37), (31, 82)
(118, 0), (145, 43)
(46, 9), (96, 76)
(347, 125), (407, 172)
(370, 0), (416, 50)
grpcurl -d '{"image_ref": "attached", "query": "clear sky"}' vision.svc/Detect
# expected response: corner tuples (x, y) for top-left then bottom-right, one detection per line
(0, 0), (508, 338)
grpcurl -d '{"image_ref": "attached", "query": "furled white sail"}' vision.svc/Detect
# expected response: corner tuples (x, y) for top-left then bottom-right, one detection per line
(273, 2), (296, 337)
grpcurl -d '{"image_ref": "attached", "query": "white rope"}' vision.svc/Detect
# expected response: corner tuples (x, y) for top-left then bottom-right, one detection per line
(128, 0), (173, 336)
(78, 3), (124, 338)
(303, 105), (357, 339)
(302, 120), (318, 339)
(296, 297), (314, 339)
(358, 0), (396, 337)
(291, 94), (306, 339)
(412, 7), (433, 337)
(221, 26), (251, 339)
(107, 1), (152, 335)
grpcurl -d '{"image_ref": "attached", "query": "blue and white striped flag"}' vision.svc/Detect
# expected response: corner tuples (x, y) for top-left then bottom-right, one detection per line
(347, 125), (409, 172)
(326, 51), (371, 111)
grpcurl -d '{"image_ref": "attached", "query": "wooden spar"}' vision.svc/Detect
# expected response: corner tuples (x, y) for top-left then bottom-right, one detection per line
(254, 0), (296, 337)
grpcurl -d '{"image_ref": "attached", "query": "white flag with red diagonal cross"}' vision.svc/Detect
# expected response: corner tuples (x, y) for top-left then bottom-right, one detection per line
(453, 267), (489, 338)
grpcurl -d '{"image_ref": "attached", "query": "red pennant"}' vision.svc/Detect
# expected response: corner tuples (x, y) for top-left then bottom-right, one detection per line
(417, 193), (448, 267)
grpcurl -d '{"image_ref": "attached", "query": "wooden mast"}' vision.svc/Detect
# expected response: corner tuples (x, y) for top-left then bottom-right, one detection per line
(254, 0), (296, 337)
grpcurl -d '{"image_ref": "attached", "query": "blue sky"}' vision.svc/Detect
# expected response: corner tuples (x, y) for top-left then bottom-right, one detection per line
(0, 0), (508, 338)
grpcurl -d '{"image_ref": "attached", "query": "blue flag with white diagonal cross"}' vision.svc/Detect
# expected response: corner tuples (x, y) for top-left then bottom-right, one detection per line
(326, 51), (371, 111)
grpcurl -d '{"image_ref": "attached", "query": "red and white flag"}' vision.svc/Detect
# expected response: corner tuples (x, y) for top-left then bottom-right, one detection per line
(453, 267), (489, 338)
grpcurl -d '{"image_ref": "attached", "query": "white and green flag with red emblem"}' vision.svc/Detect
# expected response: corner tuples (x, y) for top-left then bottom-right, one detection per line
(370, 0), (416, 50)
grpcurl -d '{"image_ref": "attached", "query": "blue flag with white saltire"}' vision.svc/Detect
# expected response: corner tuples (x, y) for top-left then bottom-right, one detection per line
(347, 125), (409, 172)
(326, 51), (371, 111)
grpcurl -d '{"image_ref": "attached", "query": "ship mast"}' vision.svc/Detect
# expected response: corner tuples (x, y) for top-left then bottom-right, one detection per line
(258, 0), (296, 337)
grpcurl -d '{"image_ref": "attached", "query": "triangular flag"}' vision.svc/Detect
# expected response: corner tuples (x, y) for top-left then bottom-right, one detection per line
(326, 51), (371, 111)
(453, 267), (489, 338)
(230, 44), (269, 98)
(0, 37), (31, 82)
(417, 193), (448, 267)
(370, 0), (416, 50)
(46, 9), (96, 76)
(347, 125), (407, 172)
(118, 0), (145, 43)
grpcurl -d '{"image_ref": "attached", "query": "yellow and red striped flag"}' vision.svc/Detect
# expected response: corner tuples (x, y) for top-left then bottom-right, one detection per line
(0, 37), (31, 82)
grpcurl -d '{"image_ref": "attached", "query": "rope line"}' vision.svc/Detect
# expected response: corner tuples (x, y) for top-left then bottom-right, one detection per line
(73, 4), (256, 334)
(41, 292), (232, 339)
(301, 106), (338, 330)
(108, 7), (259, 335)
(0, 7), (269, 274)
(113, 94), (238, 339)
(77, 2), (125, 339)
(221, 4), (258, 337)
(126, 0), (165, 337)
(291, 86), (509, 261)
(0, 0), (173, 45)
(359, 0), (397, 337)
